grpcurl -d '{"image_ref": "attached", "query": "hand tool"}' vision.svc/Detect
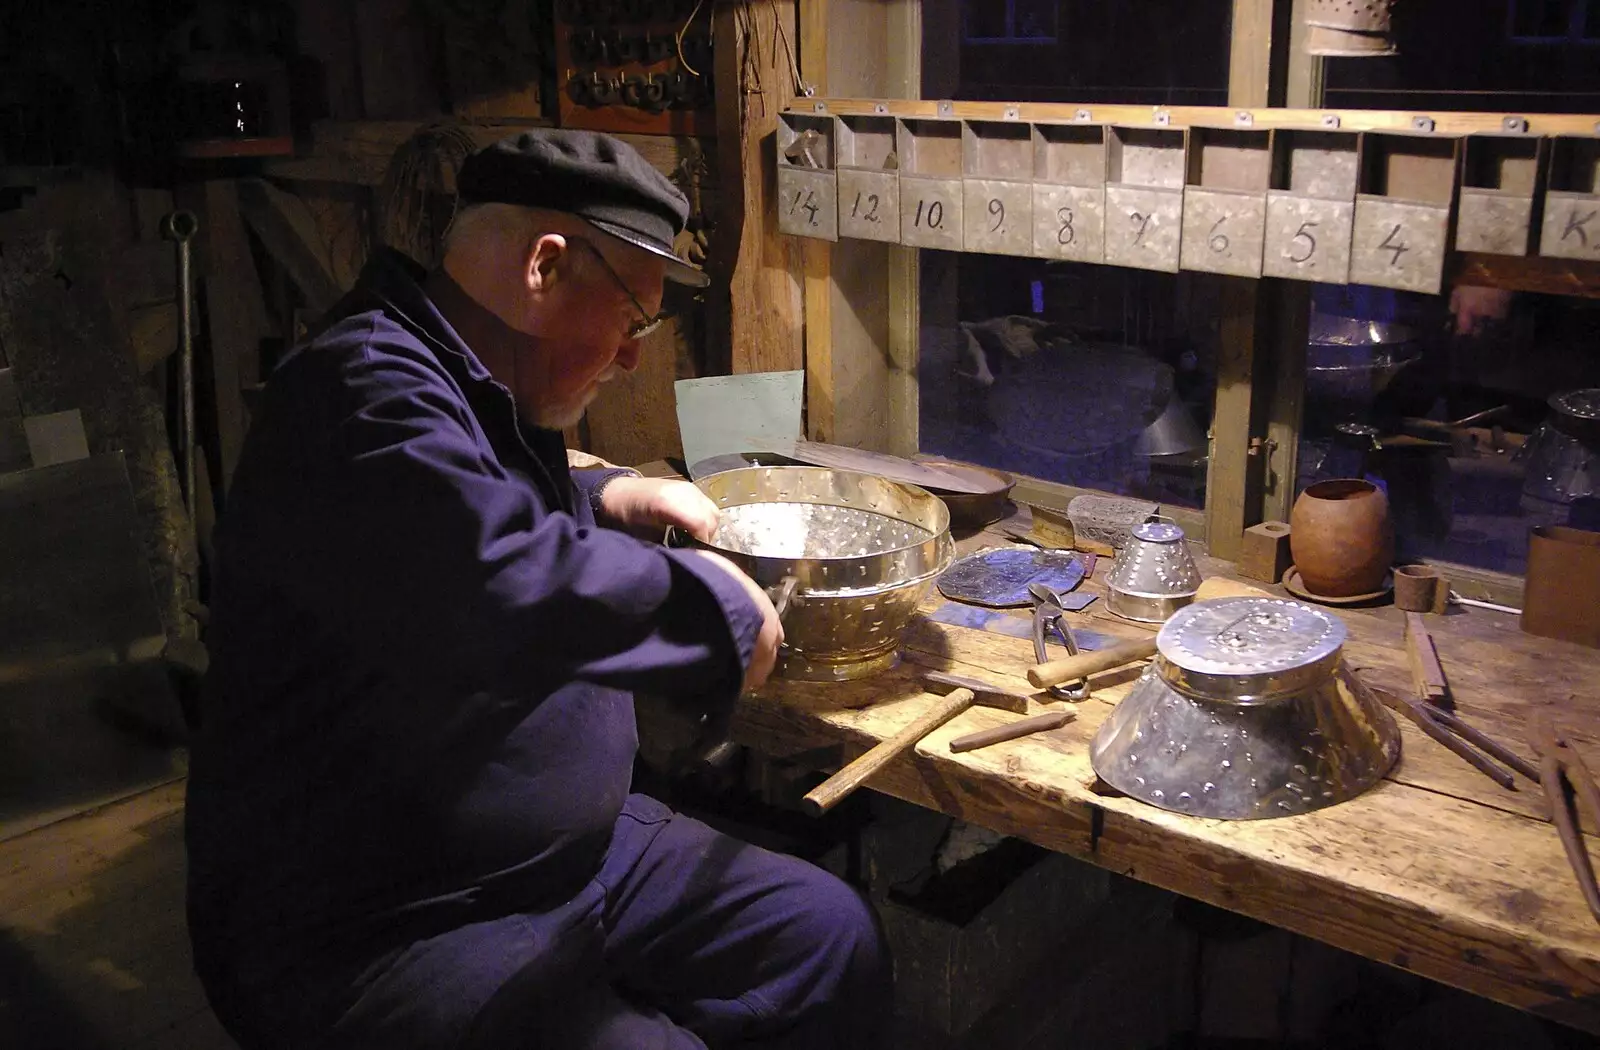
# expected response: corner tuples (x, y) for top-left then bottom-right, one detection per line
(1404, 612), (1449, 705)
(683, 576), (799, 778)
(949, 710), (1075, 753)
(1370, 685), (1534, 790)
(1030, 581), (1089, 700)
(1532, 714), (1600, 926)
(159, 211), (199, 525)
(801, 673), (1033, 815)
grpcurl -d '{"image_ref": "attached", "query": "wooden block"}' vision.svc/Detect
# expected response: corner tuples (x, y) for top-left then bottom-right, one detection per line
(1239, 520), (1292, 583)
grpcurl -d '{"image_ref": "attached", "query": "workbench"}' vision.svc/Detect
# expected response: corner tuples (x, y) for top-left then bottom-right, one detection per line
(722, 511), (1600, 1034)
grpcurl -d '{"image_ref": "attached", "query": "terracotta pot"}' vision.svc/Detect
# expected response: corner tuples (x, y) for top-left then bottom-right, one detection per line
(1289, 479), (1394, 597)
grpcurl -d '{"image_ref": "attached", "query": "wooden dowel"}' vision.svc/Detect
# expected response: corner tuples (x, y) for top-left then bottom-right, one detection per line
(801, 689), (975, 815)
(948, 710), (1075, 754)
(1405, 612), (1449, 704)
(1028, 638), (1158, 689)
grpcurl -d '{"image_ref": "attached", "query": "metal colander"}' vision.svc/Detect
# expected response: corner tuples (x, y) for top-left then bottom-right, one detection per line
(692, 466), (954, 681)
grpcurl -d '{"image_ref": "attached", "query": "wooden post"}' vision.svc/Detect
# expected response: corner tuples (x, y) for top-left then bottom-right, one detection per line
(712, 0), (805, 376)
(1206, 0), (1279, 559)
(800, 1), (834, 441)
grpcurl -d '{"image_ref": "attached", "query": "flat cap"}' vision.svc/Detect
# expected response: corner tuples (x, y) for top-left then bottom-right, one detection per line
(457, 129), (708, 287)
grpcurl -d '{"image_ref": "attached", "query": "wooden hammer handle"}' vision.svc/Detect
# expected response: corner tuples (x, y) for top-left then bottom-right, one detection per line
(1027, 638), (1158, 689)
(802, 689), (975, 815)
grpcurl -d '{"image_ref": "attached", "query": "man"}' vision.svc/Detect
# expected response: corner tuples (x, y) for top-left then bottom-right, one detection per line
(185, 130), (890, 1050)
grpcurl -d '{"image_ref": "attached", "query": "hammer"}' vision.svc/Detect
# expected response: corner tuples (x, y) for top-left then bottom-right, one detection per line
(801, 671), (1032, 815)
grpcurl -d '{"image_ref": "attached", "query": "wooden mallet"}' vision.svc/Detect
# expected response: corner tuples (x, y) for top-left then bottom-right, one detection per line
(801, 671), (1032, 815)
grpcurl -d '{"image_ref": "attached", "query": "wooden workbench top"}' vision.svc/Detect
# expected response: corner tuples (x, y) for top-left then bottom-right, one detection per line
(731, 515), (1600, 1033)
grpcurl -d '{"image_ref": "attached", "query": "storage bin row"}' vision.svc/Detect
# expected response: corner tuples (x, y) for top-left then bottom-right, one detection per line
(776, 113), (1600, 295)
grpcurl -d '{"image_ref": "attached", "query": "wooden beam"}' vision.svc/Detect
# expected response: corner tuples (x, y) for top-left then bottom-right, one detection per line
(711, 0), (805, 376)
(885, 0), (922, 459)
(1451, 251), (1600, 299)
(1206, 0), (1278, 558)
(236, 179), (343, 313)
(801, 1), (833, 442)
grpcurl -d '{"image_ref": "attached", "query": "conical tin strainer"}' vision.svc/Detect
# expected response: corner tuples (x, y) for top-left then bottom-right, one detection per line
(1105, 518), (1202, 623)
(1090, 597), (1401, 820)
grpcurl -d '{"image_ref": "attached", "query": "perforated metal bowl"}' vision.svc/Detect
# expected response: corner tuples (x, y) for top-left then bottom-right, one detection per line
(690, 466), (954, 681)
(1090, 597), (1401, 819)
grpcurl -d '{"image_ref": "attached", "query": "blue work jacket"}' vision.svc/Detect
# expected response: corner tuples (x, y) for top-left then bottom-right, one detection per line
(184, 249), (760, 1045)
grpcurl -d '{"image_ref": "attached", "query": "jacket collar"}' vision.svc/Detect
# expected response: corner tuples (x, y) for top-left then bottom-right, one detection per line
(343, 249), (576, 513)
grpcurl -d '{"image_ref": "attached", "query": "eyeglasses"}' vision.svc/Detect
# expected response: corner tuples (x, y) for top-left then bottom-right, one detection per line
(572, 237), (672, 340)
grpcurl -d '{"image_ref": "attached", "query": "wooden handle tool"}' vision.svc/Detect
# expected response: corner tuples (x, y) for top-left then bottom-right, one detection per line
(802, 689), (976, 815)
(1404, 612), (1449, 705)
(1027, 638), (1158, 689)
(949, 710), (1075, 753)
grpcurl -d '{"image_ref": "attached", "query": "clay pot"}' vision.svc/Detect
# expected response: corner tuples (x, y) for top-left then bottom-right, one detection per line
(1289, 479), (1394, 597)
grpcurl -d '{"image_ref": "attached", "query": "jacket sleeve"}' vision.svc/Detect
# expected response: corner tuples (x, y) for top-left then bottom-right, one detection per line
(275, 349), (761, 702)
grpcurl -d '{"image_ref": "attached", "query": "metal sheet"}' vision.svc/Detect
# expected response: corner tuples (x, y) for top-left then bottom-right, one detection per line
(962, 178), (1033, 256)
(1540, 191), (1600, 262)
(899, 175), (964, 251)
(838, 168), (900, 243)
(1032, 183), (1106, 263)
(1263, 193), (1355, 284)
(936, 546), (1086, 607)
(1456, 189), (1534, 255)
(1350, 196), (1451, 294)
(776, 167), (839, 242)
(1180, 187), (1266, 277)
(1104, 185), (1183, 273)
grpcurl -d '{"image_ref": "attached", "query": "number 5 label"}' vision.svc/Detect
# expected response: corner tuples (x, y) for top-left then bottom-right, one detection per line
(1263, 192), (1354, 285)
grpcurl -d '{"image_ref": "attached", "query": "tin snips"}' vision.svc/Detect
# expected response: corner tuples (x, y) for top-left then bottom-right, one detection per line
(1029, 581), (1089, 701)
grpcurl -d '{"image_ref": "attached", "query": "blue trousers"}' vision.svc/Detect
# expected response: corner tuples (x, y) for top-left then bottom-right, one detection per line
(325, 794), (891, 1050)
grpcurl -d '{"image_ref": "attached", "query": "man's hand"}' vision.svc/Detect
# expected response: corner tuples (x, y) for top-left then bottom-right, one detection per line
(1449, 286), (1514, 337)
(598, 476), (720, 542)
(685, 549), (783, 692)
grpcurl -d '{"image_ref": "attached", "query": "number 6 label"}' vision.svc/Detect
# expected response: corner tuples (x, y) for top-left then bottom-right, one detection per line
(1180, 189), (1266, 278)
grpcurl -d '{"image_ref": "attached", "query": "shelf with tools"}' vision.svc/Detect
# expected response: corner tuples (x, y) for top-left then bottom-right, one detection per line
(777, 99), (1600, 297)
(554, 0), (716, 137)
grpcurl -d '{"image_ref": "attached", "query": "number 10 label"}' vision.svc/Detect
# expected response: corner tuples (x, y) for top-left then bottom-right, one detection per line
(899, 177), (964, 251)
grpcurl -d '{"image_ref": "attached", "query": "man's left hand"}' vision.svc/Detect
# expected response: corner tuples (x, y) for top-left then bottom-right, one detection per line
(599, 476), (720, 542)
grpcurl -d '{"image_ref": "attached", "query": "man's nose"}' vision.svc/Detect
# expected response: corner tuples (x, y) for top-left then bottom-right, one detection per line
(615, 338), (642, 373)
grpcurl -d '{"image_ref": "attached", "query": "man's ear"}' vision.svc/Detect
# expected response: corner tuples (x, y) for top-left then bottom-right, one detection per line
(525, 233), (571, 294)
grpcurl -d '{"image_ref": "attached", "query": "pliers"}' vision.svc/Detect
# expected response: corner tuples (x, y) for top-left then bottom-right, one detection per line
(1532, 714), (1600, 926)
(1029, 581), (1088, 701)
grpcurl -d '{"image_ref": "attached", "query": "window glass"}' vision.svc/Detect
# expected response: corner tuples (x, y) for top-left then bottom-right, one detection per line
(1297, 286), (1600, 576)
(918, 0), (1233, 512)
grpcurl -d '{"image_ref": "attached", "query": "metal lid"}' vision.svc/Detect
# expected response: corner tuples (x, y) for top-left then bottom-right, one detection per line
(1155, 597), (1346, 703)
(1553, 388), (1600, 421)
(1132, 520), (1185, 544)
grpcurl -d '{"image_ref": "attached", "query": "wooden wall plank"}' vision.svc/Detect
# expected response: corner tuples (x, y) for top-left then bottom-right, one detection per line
(801, 1), (834, 442)
(712, 0), (805, 376)
(293, 0), (364, 120)
(350, 0), (442, 119)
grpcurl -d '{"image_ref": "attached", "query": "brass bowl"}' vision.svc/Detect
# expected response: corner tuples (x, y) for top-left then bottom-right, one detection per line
(690, 466), (954, 681)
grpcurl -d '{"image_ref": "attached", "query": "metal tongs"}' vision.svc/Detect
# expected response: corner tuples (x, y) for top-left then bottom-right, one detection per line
(1029, 581), (1088, 701)
(1532, 714), (1600, 926)
(1373, 685), (1538, 790)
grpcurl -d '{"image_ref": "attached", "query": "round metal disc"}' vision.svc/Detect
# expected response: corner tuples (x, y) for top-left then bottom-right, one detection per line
(1131, 520), (1184, 544)
(936, 547), (1086, 608)
(1157, 597), (1345, 677)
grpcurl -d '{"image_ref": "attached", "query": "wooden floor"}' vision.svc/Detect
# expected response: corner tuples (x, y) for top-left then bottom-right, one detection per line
(0, 780), (237, 1050)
